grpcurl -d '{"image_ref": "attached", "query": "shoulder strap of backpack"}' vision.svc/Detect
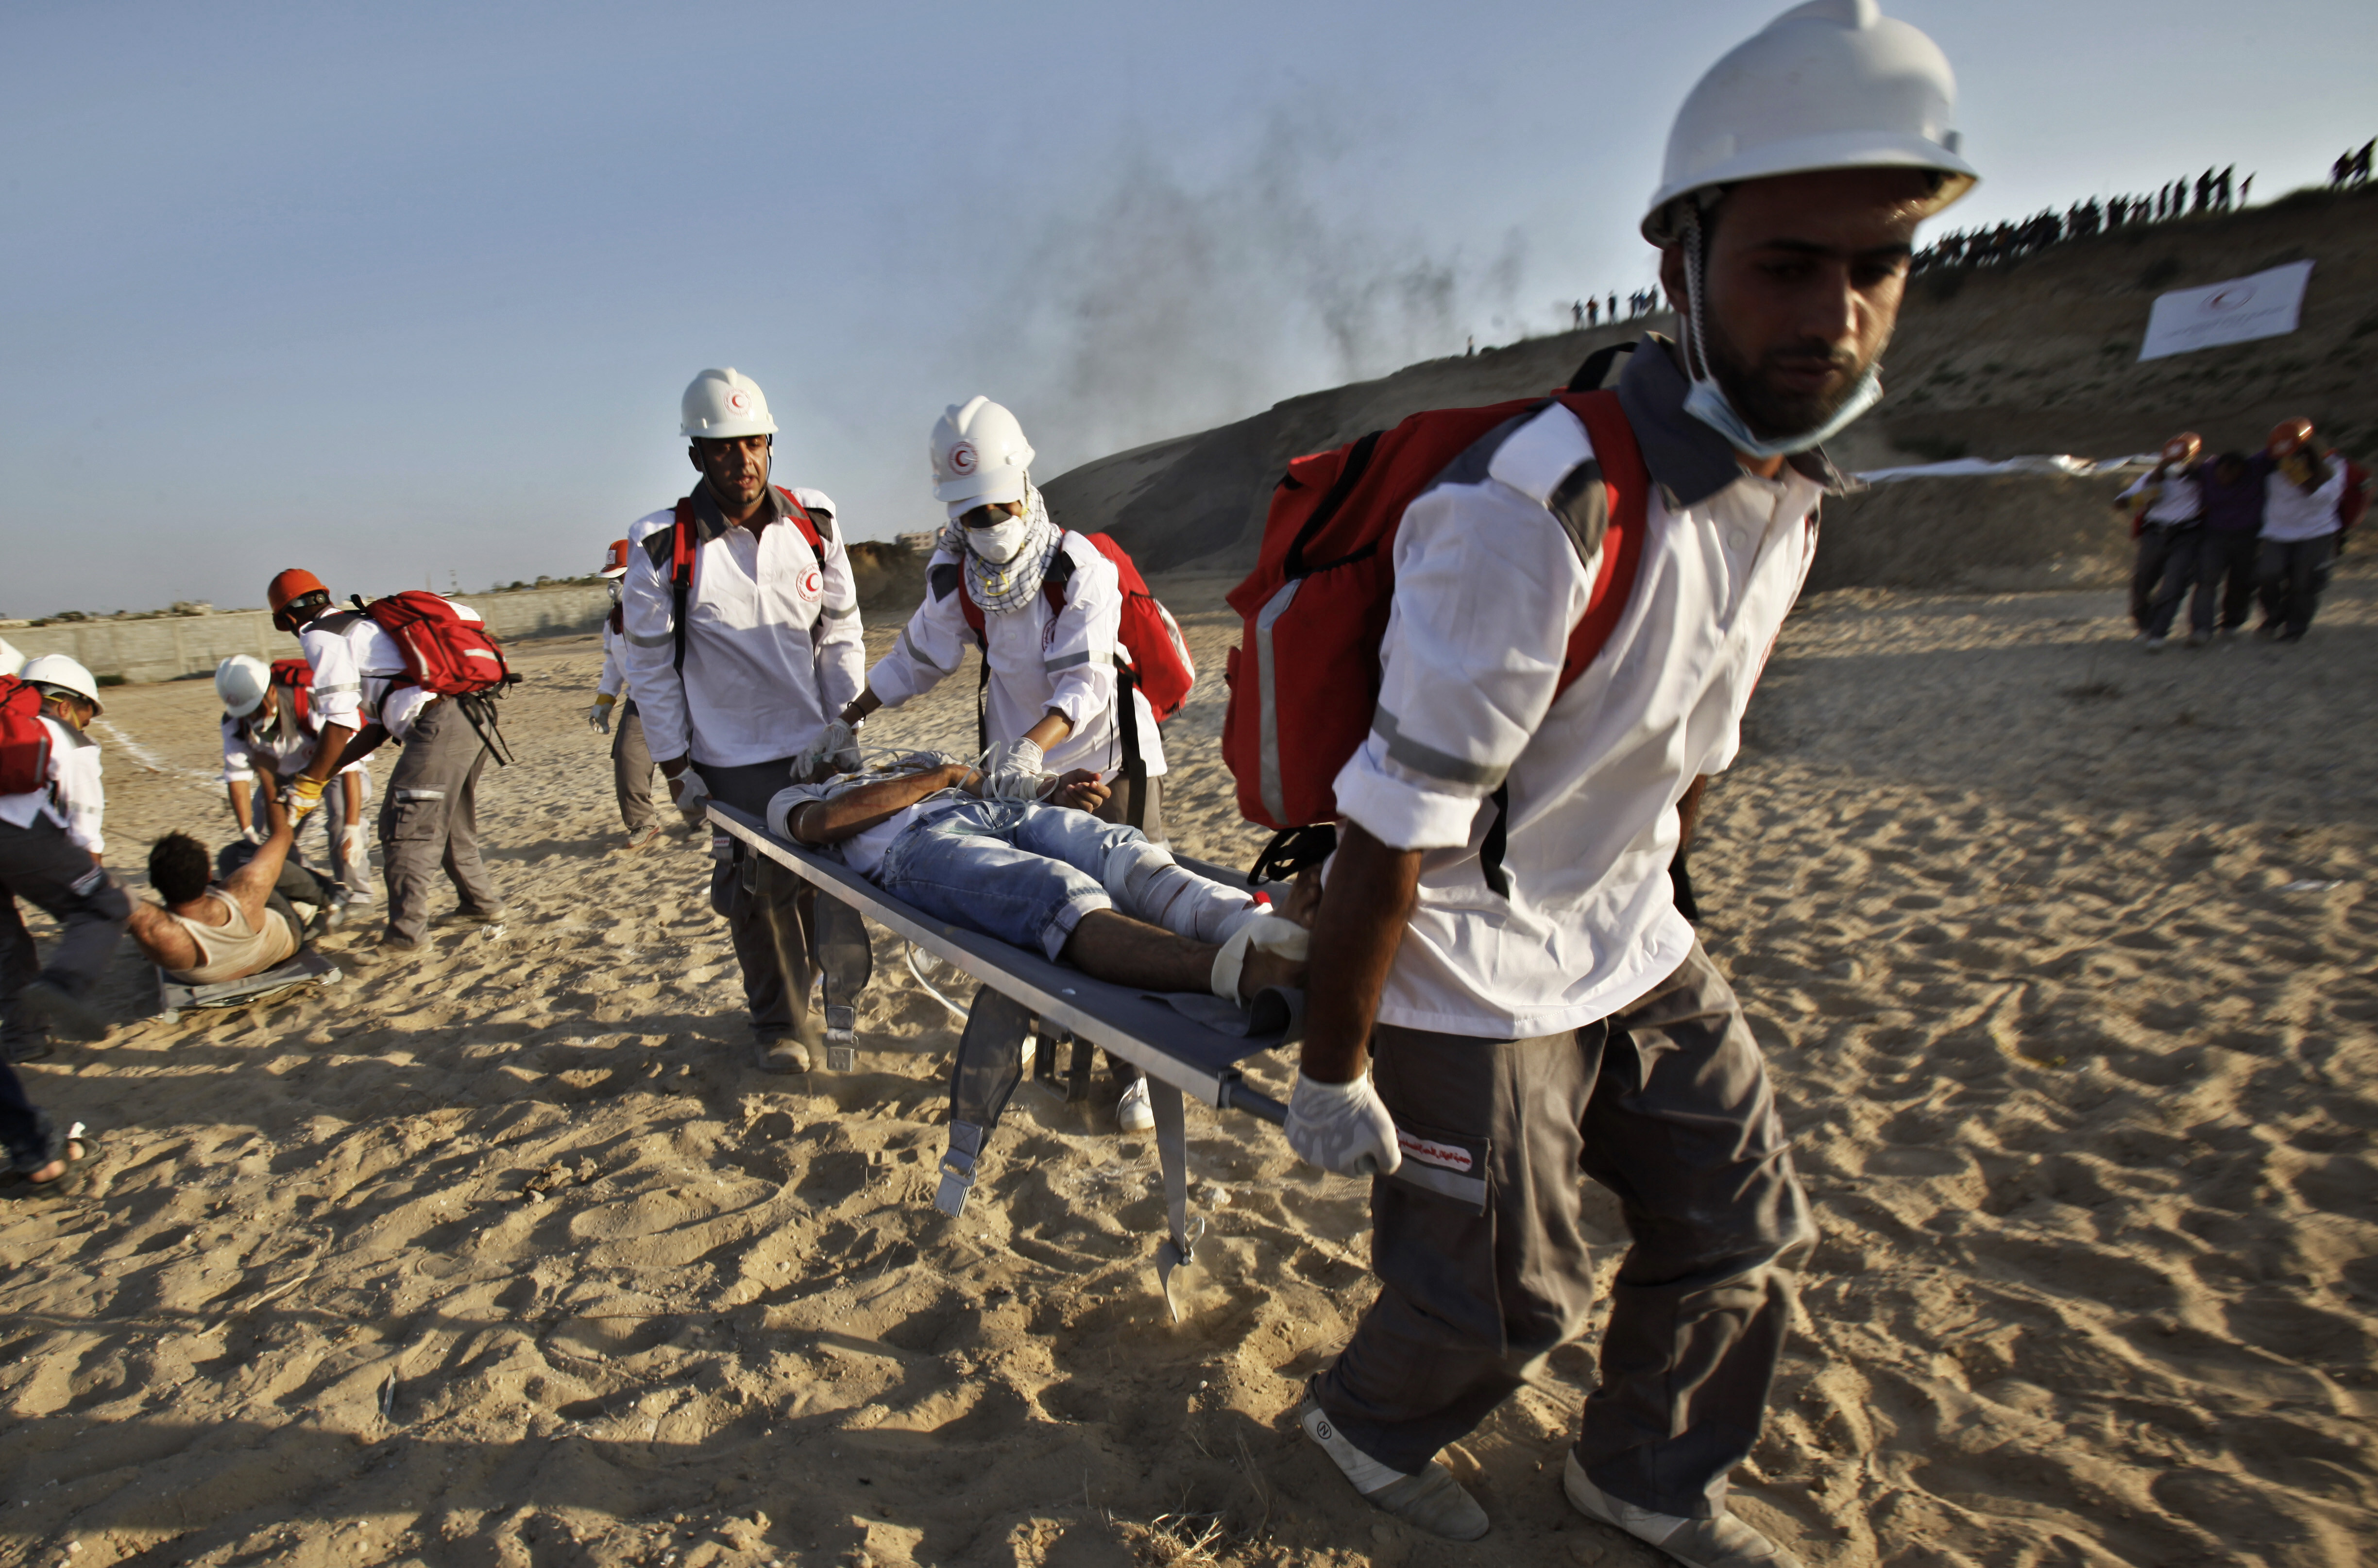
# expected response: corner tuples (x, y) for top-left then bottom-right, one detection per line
(773, 486), (827, 555)
(671, 498), (696, 675)
(1478, 390), (1651, 898)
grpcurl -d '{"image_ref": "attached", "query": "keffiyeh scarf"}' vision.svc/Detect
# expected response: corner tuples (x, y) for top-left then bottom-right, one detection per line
(942, 485), (1062, 615)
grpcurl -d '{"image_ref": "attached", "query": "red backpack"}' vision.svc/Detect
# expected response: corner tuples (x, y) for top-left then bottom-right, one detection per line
(354, 592), (512, 697)
(2337, 454), (2370, 534)
(1222, 388), (1649, 886)
(267, 657), (313, 727)
(0, 676), (52, 797)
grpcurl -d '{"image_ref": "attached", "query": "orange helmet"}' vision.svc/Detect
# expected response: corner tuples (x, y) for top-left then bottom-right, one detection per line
(599, 539), (633, 579)
(2269, 417), (2315, 459)
(2161, 432), (2201, 465)
(266, 567), (331, 631)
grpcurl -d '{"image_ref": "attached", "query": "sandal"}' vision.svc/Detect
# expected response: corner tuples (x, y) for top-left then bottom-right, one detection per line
(3, 1125), (100, 1199)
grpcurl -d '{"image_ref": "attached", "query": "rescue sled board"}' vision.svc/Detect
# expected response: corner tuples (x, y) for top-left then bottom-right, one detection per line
(709, 801), (1296, 1322)
(707, 803), (1296, 1113)
(157, 947), (343, 1024)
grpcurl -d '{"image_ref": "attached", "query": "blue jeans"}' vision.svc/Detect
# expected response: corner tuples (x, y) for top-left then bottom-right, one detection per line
(876, 801), (1147, 961)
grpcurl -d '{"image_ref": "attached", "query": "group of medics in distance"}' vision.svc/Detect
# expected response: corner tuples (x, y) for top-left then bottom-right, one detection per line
(12, 0), (2028, 1559)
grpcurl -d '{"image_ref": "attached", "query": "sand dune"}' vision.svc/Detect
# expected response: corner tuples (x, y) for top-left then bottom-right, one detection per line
(2, 565), (2375, 1566)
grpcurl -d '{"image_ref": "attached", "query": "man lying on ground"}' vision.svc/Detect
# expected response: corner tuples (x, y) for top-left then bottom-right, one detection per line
(766, 753), (1311, 1004)
(127, 808), (325, 986)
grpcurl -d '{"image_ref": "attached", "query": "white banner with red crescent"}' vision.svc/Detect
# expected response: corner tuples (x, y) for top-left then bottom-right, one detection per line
(2138, 259), (2315, 361)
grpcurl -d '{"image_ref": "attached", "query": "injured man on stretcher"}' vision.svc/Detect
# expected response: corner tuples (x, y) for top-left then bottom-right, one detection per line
(767, 753), (1313, 1004)
(125, 806), (334, 985)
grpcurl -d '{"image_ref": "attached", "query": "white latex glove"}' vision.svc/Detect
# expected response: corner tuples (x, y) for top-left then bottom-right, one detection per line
(981, 737), (1049, 801)
(795, 718), (859, 783)
(668, 767), (713, 830)
(588, 698), (614, 734)
(1283, 1071), (1402, 1178)
(241, 823), (266, 847)
(339, 824), (368, 863)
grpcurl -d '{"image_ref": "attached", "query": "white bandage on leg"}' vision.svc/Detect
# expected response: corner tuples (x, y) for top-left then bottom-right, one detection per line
(1101, 837), (1257, 942)
(1210, 913), (1311, 1003)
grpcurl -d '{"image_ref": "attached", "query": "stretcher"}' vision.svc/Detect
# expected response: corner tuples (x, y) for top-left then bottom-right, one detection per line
(155, 947), (344, 1024)
(708, 802), (1298, 1318)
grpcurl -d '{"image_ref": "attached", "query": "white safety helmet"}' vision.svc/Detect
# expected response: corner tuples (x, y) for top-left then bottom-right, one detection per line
(20, 653), (102, 716)
(215, 654), (272, 717)
(931, 396), (1035, 519)
(1641, 0), (1977, 245)
(680, 367), (778, 441)
(0, 636), (22, 679)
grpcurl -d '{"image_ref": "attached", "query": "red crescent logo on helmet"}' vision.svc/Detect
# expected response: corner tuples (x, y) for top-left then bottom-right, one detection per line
(949, 442), (977, 475)
(727, 390), (750, 412)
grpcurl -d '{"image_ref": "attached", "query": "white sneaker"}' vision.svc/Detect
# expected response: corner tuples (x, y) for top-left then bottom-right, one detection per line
(1298, 1394), (1489, 1541)
(1116, 1077), (1155, 1132)
(1563, 1453), (1797, 1568)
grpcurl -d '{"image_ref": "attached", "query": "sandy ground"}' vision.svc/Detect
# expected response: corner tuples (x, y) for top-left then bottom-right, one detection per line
(3, 563), (2376, 1568)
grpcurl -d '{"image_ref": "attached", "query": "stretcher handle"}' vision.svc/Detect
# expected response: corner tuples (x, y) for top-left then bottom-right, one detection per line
(1218, 1078), (1288, 1127)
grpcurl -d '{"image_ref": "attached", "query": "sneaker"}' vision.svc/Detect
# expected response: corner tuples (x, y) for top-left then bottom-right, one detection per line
(2182, 631), (2207, 648)
(2141, 636), (2166, 653)
(18, 981), (108, 1043)
(1563, 1452), (1797, 1568)
(754, 1035), (812, 1074)
(1117, 1076), (1155, 1133)
(434, 908), (507, 927)
(624, 822), (663, 853)
(378, 933), (423, 954)
(1298, 1394), (1489, 1542)
(3, 1035), (54, 1064)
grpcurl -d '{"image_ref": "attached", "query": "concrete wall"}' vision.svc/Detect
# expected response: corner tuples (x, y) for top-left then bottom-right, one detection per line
(3, 585), (613, 685)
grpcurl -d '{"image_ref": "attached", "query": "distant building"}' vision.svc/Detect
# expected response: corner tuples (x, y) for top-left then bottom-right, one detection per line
(896, 531), (937, 553)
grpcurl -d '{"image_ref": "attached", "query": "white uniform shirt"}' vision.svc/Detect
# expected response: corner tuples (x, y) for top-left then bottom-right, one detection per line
(598, 618), (628, 701)
(1331, 340), (1825, 1038)
(2262, 460), (2348, 543)
(618, 483), (865, 768)
(2118, 468), (2203, 525)
(866, 532), (1168, 779)
(298, 603), (482, 743)
(221, 712), (318, 784)
(0, 716), (105, 857)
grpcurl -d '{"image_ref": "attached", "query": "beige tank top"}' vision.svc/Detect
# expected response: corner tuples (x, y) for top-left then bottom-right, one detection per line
(164, 889), (299, 985)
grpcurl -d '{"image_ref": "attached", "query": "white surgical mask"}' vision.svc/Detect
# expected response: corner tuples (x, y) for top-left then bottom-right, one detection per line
(967, 517), (1031, 563)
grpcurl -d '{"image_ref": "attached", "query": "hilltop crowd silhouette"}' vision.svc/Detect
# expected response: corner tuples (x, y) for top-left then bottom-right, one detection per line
(1913, 164), (2257, 273)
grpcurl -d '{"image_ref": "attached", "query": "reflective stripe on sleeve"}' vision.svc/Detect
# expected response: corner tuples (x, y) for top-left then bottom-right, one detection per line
(1042, 649), (1113, 674)
(1372, 707), (1508, 789)
(820, 602), (859, 620)
(900, 629), (955, 676)
(625, 628), (675, 648)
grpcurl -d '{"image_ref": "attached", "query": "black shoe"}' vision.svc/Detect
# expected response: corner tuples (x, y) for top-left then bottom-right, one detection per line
(3, 1036), (54, 1064)
(18, 981), (108, 1043)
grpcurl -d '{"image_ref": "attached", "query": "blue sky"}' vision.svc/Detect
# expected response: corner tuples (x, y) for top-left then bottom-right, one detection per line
(5, 0), (2373, 616)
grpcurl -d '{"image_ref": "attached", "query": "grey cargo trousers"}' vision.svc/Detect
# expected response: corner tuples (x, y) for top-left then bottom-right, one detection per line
(611, 703), (656, 835)
(694, 756), (818, 1048)
(1312, 941), (1814, 1520)
(380, 696), (502, 945)
(1, 815), (132, 1057)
